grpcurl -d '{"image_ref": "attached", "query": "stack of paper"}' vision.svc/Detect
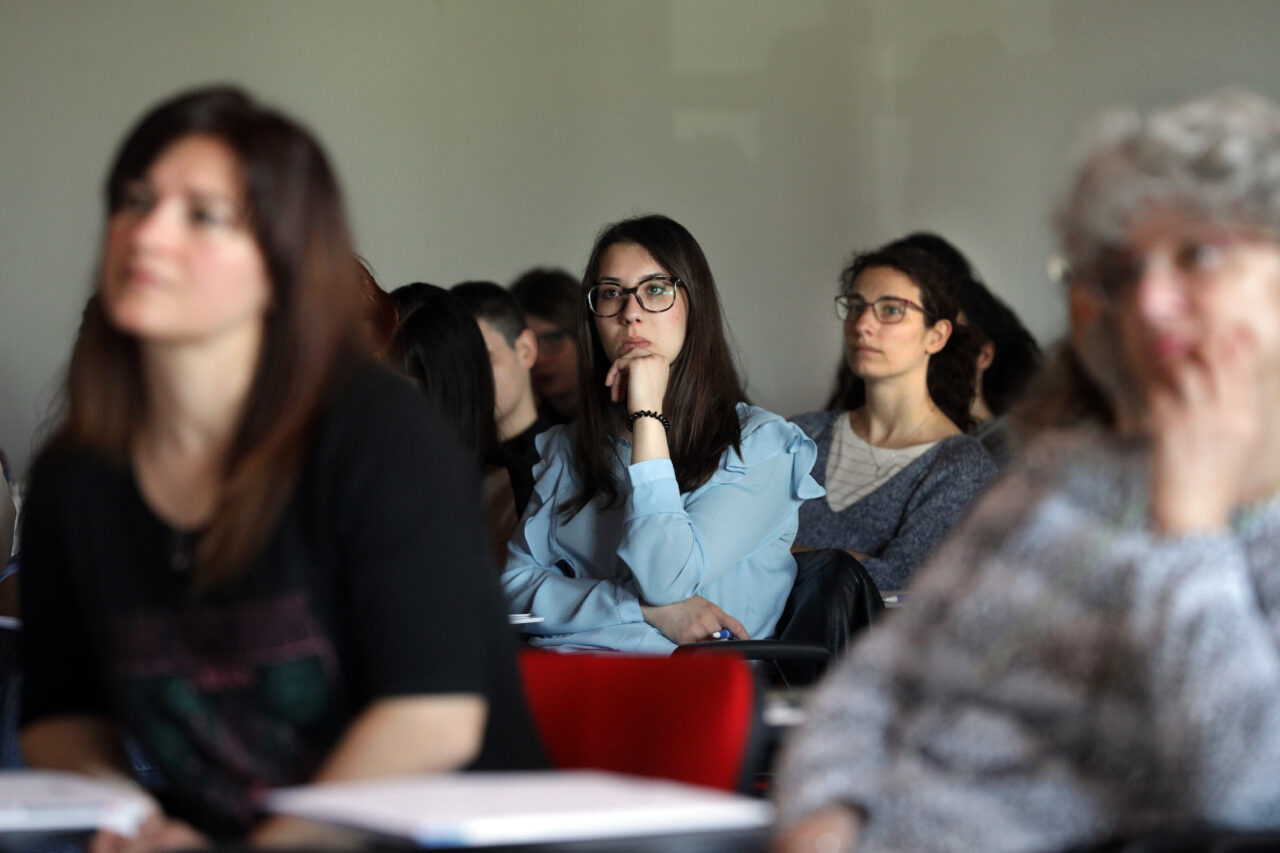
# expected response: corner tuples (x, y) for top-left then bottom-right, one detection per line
(0, 771), (152, 836)
(267, 770), (773, 847)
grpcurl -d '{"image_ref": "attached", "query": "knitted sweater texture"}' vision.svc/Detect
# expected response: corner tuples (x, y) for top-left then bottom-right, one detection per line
(791, 410), (995, 590)
(775, 427), (1280, 853)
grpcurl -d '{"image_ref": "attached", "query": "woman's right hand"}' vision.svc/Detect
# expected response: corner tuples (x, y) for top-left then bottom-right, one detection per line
(1148, 327), (1263, 534)
(604, 347), (671, 412)
(640, 595), (748, 645)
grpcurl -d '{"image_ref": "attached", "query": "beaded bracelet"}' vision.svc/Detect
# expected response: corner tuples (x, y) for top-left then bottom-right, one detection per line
(626, 409), (671, 433)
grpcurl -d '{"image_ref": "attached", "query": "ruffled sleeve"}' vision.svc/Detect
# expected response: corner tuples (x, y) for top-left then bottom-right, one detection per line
(710, 413), (825, 501)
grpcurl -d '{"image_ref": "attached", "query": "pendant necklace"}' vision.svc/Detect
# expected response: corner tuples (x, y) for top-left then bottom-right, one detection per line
(865, 441), (904, 480)
(857, 408), (932, 479)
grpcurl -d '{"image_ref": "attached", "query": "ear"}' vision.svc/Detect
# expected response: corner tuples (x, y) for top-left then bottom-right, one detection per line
(924, 318), (952, 355)
(515, 327), (538, 369)
(976, 340), (995, 373)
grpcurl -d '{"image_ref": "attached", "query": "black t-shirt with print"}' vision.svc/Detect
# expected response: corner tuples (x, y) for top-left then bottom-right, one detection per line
(19, 363), (544, 838)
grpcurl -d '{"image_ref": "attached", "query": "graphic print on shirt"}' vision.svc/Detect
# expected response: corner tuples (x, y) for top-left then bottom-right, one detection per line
(111, 589), (342, 829)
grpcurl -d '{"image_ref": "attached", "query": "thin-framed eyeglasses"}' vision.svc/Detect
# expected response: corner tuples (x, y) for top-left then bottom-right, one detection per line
(587, 277), (683, 317)
(835, 294), (926, 323)
(1048, 230), (1265, 301)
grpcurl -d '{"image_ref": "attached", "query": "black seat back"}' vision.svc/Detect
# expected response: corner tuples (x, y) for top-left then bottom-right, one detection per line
(771, 549), (884, 685)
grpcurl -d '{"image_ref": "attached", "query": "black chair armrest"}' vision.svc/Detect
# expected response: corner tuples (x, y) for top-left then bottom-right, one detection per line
(673, 640), (830, 662)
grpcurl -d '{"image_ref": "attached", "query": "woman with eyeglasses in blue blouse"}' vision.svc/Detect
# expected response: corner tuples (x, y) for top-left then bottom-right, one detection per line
(502, 214), (821, 653)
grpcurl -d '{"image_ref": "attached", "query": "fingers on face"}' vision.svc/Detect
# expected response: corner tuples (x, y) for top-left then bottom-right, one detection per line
(618, 348), (664, 367)
(605, 350), (645, 386)
(1150, 326), (1262, 444)
(1178, 326), (1257, 404)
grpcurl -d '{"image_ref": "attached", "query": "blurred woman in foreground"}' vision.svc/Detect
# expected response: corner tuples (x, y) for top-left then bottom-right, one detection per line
(18, 86), (539, 849)
(776, 90), (1280, 852)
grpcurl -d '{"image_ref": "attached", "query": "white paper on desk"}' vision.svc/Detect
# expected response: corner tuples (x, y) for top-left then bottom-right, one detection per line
(0, 770), (153, 836)
(267, 770), (773, 847)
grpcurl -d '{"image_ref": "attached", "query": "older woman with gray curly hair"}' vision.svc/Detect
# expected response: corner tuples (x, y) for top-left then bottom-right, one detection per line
(773, 89), (1280, 853)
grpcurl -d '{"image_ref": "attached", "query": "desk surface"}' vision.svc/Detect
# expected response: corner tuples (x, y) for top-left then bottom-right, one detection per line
(204, 827), (771, 853)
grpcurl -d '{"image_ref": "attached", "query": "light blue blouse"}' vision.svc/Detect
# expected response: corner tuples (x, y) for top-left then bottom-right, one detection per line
(502, 403), (823, 654)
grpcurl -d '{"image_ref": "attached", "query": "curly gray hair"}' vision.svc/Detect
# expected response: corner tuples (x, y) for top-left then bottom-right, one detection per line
(1056, 89), (1280, 286)
(1016, 91), (1280, 436)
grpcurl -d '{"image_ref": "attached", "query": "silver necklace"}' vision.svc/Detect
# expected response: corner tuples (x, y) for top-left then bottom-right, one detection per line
(864, 441), (905, 479)
(854, 409), (932, 479)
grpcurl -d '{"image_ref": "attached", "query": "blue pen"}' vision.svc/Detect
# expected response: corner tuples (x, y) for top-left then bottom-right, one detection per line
(711, 629), (732, 640)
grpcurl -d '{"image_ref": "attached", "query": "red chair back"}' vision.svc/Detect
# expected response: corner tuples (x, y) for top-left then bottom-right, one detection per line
(518, 650), (756, 791)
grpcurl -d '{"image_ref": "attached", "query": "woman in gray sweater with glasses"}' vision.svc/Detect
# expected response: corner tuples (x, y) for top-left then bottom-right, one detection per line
(792, 243), (995, 592)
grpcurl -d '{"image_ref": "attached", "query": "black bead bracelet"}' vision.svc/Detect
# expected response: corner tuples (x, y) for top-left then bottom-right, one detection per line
(626, 409), (671, 432)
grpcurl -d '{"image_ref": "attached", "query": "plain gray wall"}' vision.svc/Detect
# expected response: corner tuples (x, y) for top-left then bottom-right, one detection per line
(3, 0), (1280, 477)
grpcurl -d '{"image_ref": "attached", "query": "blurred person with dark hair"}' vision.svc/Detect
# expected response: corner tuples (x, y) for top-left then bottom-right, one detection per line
(391, 284), (533, 562)
(777, 90), (1280, 853)
(18, 86), (541, 849)
(355, 256), (398, 362)
(452, 281), (549, 470)
(388, 280), (437, 320)
(510, 267), (582, 422)
(503, 216), (820, 653)
(793, 242), (995, 591)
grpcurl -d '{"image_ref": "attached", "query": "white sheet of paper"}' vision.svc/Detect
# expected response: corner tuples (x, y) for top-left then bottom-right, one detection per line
(0, 770), (152, 836)
(267, 770), (773, 847)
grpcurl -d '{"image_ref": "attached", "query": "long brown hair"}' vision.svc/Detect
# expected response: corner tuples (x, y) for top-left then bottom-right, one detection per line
(565, 215), (745, 517)
(40, 86), (365, 591)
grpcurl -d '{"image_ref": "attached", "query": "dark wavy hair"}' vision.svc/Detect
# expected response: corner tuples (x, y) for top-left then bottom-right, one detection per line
(565, 215), (745, 517)
(889, 233), (1041, 416)
(38, 85), (365, 591)
(833, 243), (979, 432)
(389, 284), (499, 467)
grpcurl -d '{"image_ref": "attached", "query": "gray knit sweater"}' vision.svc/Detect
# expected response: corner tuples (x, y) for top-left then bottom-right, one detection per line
(792, 411), (996, 590)
(775, 427), (1280, 853)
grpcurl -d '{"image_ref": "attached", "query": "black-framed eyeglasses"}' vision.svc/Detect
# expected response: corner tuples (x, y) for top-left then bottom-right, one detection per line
(835, 295), (926, 324)
(587, 277), (683, 317)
